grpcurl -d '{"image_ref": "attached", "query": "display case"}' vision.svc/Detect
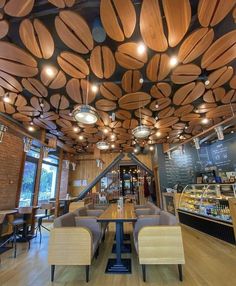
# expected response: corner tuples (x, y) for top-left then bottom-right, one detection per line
(178, 184), (236, 244)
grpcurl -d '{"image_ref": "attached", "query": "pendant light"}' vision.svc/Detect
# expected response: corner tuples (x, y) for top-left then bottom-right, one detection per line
(132, 106), (150, 139)
(96, 141), (109, 150)
(0, 124), (7, 143)
(72, 78), (99, 124)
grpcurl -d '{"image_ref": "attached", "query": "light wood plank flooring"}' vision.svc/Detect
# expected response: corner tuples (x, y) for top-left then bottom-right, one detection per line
(0, 223), (236, 286)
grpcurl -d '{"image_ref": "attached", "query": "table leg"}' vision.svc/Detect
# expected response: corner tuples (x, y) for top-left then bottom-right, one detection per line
(105, 221), (132, 274)
(112, 222), (131, 253)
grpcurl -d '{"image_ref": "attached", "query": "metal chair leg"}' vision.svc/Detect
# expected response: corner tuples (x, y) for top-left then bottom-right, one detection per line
(51, 265), (55, 282)
(85, 265), (89, 282)
(178, 264), (183, 281)
(13, 227), (17, 258)
(142, 264), (146, 282)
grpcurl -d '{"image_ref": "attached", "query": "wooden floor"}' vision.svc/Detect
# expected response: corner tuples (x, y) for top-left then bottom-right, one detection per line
(0, 223), (236, 286)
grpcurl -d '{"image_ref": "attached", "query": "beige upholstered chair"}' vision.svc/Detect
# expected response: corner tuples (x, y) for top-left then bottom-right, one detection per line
(48, 227), (94, 282)
(69, 201), (85, 212)
(138, 225), (185, 282)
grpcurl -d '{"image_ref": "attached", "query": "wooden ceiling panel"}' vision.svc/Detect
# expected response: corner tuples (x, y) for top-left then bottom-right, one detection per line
(33, 118), (57, 130)
(50, 94), (69, 110)
(12, 113), (31, 122)
(0, 101), (15, 114)
(0, 71), (22, 92)
(118, 92), (151, 110)
(203, 88), (225, 103)
(150, 82), (171, 99)
(171, 64), (201, 84)
(221, 90), (236, 104)
(40, 68), (66, 89)
(115, 42), (147, 69)
(17, 105), (40, 117)
(59, 110), (75, 121)
(206, 66), (234, 89)
(55, 10), (93, 54)
(90, 46), (115, 79)
(197, 103), (217, 113)
(56, 118), (72, 129)
(134, 108), (152, 118)
(198, 0), (236, 27)
(155, 117), (179, 129)
(201, 30), (236, 70)
(66, 78), (95, 104)
(121, 70), (142, 93)
(173, 82), (205, 105)
(22, 78), (48, 98)
(30, 97), (50, 112)
(181, 113), (200, 122)
(48, 0), (75, 8)
(146, 53), (171, 81)
(19, 19), (54, 59)
(230, 75), (236, 89)
(0, 20), (9, 39)
(162, 0), (191, 47)
(122, 118), (138, 129)
(100, 0), (136, 42)
(140, 0), (167, 52)
(178, 28), (214, 63)
(115, 109), (131, 120)
(95, 99), (117, 111)
(57, 51), (89, 78)
(174, 104), (194, 117)
(206, 104), (236, 118)
(0, 42), (38, 77)
(158, 106), (175, 119)
(149, 98), (171, 111)
(100, 82), (122, 101)
(4, 0), (34, 17)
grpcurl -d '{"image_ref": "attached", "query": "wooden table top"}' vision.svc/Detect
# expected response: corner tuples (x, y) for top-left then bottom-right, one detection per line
(0, 209), (17, 215)
(97, 203), (137, 222)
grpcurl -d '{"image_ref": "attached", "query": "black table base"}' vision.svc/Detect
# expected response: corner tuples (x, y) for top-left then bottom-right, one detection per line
(105, 258), (132, 274)
(114, 233), (130, 241)
(112, 243), (132, 253)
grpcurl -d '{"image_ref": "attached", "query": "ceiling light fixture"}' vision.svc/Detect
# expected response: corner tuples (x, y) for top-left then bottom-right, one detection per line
(73, 126), (79, 132)
(73, 77), (99, 125)
(28, 126), (35, 132)
(137, 43), (146, 54)
(110, 134), (116, 140)
(78, 135), (84, 140)
(96, 141), (109, 150)
(45, 66), (55, 77)
(111, 144), (115, 148)
(193, 138), (200, 149)
(0, 124), (7, 143)
(132, 125), (150, 139)
(149, 145), (154, 151)
(169, 56), (178, 67)
(91, 84), (98, 93)
(156, 131), (161, 137)
(3, 94), (10, 103)
(103, 128), (109, 134)
(215, 126), (224, 140)
(201, 118), (209, 124)
(205, 79), (210, 86)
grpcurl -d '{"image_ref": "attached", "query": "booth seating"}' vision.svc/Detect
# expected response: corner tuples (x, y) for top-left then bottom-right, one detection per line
(135, 201), (161, 216)
(48, 211), (101, 282)
(133, 211), (185, 282)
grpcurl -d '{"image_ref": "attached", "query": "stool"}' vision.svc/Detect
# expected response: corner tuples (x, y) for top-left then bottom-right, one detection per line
(35, 203), (54, 243)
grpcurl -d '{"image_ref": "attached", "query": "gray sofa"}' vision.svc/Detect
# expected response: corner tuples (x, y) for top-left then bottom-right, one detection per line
(135, 201), (161, 216)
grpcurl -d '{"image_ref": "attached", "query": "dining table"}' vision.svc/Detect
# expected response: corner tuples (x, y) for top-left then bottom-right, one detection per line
(97, 203), (137, 274)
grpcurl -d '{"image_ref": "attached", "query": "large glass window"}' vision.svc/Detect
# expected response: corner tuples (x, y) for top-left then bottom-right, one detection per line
(38, 161), (58, 204)
(19, 160), (38, 207)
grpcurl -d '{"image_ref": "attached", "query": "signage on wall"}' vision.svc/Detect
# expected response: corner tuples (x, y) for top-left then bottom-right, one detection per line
(73, 179), (88, 187)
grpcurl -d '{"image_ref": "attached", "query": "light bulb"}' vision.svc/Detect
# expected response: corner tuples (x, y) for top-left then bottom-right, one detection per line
(149, 145), (154, 151)
(45, 66), (55, 77)
(3, 96), (10, 103)
(137, 43), (146, 54)
(201, 118), (209, 124)
(79, 135), (83, 140)
(169, 56), (178, 67)
(103, 128), (109, 134)
(28, 126), (35, 132)
(73, 127), (79, 132)
(91, 85), (98, 93)
(205, 79), (210, 86)
(156, 131), (161, 137)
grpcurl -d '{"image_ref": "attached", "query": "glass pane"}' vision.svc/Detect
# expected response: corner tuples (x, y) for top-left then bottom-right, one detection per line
(43, 156), (59, 165)
(19, 161), (37, 207)
(27, 146), (40, 159)
(38, 163), (58, 204)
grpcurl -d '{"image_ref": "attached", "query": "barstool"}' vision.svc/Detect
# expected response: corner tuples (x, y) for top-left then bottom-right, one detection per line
(35, 203), (54, 243)
(0, 208), (31, 258)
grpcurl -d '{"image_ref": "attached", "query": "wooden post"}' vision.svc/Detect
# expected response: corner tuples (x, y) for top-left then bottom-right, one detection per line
(55, 148), (63, 217)
(153, 166), (162, 208)
(33, 146), (44, 206)
(15, 151), (26, 207)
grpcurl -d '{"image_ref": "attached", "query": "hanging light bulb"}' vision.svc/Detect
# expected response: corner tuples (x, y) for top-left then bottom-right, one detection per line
(0, 124), (7, 143)
(215, 126), (224, 140)
(193, 138), (200, 149)
(23, 137), (32, 153)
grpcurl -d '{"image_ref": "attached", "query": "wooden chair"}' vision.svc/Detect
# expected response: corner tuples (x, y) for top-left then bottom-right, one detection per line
(48, 227), (94, 282)
(138, 225), (185, 282)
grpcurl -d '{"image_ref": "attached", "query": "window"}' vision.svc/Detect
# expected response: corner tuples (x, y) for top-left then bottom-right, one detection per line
(19, 159), (38, 207)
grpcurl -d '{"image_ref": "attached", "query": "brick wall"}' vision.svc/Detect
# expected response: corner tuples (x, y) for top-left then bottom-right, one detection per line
(0, 132), (24, 210)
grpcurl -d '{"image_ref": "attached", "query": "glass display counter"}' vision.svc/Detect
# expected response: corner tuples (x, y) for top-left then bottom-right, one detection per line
(178, 184), (236, 244)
